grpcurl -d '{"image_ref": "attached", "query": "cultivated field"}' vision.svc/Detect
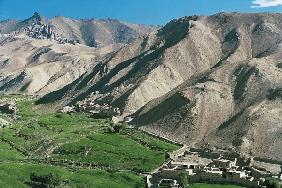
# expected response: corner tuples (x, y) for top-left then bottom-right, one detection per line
(0, 95), (179, 187)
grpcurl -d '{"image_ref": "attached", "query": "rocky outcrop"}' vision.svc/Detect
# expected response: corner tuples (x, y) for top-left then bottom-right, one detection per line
(24, 22), (78, 44)
(0, 12), (158, 47)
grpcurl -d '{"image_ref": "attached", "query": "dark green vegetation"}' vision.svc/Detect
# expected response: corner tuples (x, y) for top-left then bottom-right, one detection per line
(0, 163), (144, 188)
(179, 170), (189, 188)
(0, 95), (179, 187)
(264, 177), (280, 188)
(277, 63), (282, 69)
(30, 172), (60, 188)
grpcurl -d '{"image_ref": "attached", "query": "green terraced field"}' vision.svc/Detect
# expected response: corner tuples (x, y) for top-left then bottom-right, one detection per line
(0, 95), (179, 187)
(0, 162), (145, 188)
(0, 141), (24, 161)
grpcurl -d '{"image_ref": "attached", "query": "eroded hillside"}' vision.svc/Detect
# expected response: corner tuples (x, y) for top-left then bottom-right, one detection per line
(0, 13), (157, 96)
(1, 12), (282, 162)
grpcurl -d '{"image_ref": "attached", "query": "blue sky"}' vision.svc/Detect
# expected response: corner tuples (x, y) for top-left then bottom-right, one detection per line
(0, 0), (282, 25)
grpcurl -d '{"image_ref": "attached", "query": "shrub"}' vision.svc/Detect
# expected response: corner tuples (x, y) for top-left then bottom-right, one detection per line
(30, 172), (61, 188)
(105, 123), (127, 133)
(179, 171), (189, 188)
(264, 177), (280, 188)
(113, 123), (127, 133)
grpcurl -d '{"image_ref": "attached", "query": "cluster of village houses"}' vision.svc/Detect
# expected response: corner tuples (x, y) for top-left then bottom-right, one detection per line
(60, 91), (121, 118)
(148, 149), (282, 188)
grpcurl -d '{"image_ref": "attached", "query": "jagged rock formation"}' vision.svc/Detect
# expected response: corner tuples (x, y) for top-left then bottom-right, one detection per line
(0, 12), (158, 47)
(37, 13), (282, 162)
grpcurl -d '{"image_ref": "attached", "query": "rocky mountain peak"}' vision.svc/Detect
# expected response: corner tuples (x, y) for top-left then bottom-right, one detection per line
(24, 12), (44, 23)
(0, 13), (157, 47)
(31, 12), (42, 21)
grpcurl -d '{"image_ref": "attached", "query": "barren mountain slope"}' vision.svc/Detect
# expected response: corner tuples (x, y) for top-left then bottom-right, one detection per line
(0, 36), (116, 95)
(132, 13), (282, 161)
(0, 13), (157, 96)
(38, 15), (223, 114)
(38, 12), (282, 161)
(1, 12), (282, 161)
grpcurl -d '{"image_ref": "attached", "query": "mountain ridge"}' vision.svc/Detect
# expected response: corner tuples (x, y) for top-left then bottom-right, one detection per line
(1, 12), (282, 162)
(0, 12), (158, 47)
(0, 12), (157, 97)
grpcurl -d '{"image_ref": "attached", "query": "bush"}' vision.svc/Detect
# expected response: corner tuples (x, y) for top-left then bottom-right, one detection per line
(113, 123), (127, 133)
(232, 137), (243, 147)
(105, 123), (127, 133)
(30, 172), (61, 188)
(264, 177), (280, 188)
(179, 171), (189, 188)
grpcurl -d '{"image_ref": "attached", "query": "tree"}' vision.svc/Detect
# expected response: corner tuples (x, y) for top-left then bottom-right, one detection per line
(179, 171), (189, 188)
(273, 181), (280, 188)
(106, 122), (127, 133)
(265, 177), (280, 188)
(30, 172), (61, 188)
(112, 123), (127, 133)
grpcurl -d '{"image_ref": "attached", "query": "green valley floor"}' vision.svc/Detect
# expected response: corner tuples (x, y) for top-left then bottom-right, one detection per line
(0, 95), (179, 187)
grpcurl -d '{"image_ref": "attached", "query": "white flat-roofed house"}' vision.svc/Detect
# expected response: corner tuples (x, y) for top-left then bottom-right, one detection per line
(210, 157), (238, 170)
(158, 179), (179, 188)
(170, 161), (203, 170)
(223, 170), (247, 179)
